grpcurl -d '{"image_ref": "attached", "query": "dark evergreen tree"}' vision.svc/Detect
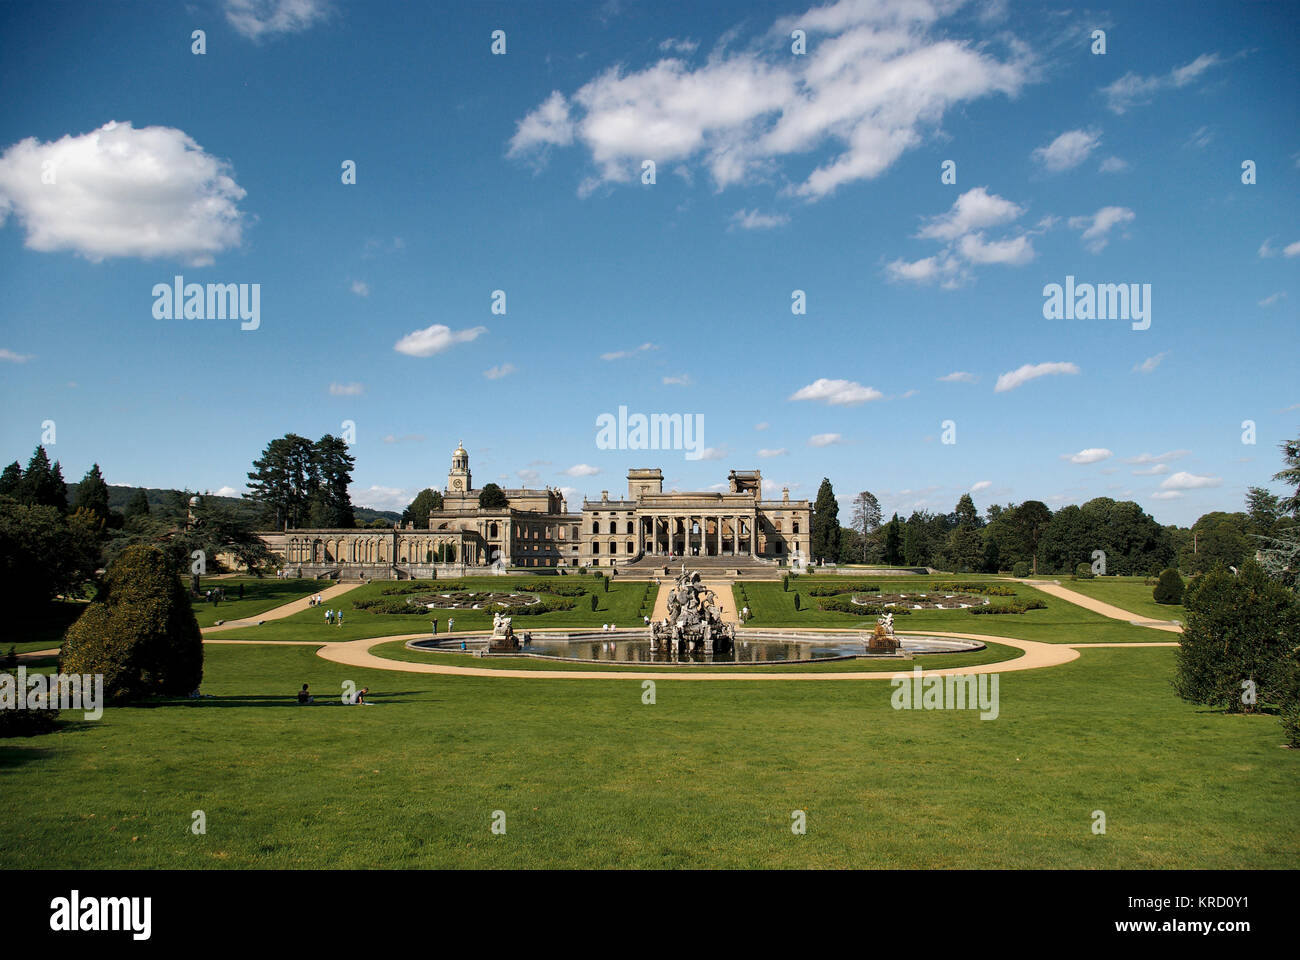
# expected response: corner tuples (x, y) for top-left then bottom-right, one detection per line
(884, 513), (902, 565)
(123, 488), (151, 520)
(18, 446), (66, 511)
(810, 478), (840, 563)
(72, 463), (111, 526)
(478, 483), (508, 510)
(61, 545), (204, 703)
(1173, 561), (1299, 715)
(1153, 568), (1184, 604)
(0, 461), (21, 496)
(401, 488), (444, 526)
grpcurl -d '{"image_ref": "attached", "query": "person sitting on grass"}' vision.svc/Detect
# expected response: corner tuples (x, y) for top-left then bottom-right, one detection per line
(297, 683), (314, 704)
(355, 686), (370, 705)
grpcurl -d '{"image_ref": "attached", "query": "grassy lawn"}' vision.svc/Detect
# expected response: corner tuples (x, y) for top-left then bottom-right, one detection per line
(736, 578), (1166, 644)
(1049, 576), (1186, 623)
(366, 639), (1025, 673)
(2, 642), (1295, 868)
(211, 576), (657, 643)
(190, 578), (334, 628)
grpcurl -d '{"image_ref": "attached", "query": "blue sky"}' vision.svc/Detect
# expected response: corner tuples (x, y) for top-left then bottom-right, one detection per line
(0, 0), (1296, 525)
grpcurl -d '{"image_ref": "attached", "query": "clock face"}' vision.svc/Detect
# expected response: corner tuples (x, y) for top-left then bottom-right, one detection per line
(453, 479), (463, 490)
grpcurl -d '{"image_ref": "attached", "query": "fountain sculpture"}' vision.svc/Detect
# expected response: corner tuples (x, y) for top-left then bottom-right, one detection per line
(650, 566), (736, 657)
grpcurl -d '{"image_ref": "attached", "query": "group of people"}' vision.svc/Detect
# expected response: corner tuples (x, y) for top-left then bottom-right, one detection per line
(323, 608), (344, 626)
(296, 683), (369, 705)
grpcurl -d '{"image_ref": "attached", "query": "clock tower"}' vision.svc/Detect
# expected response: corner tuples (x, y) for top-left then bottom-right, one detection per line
(447, 441), (472, 498)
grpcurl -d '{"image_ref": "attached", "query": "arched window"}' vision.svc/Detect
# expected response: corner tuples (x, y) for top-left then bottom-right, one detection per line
(793, 521), (800, 534)
(626, 521), (634, 534)
(489, 522), (499, 538)
(593, 521), (601, 535)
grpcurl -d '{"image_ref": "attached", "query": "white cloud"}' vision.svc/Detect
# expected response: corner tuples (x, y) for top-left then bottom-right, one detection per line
(601, 342), (657, 361)
(355, 485), (412, 512)
(1133, 352), (1166, 374)
(510, 0), (1029, 200)
(562, 464), (601, 477)
(381, 434), (425, 445)
(957, 231), (1034, 265)
(1132, 464), (1169, 476)
(1257, 292), (1287, 308)
(758, 448), (788, 458)
(731, 208), (789, 230)
(1099, 156), (1129, 174)
(1150, 490), (1183, 501)
(1032, 129), (1100, 172)
(1125, 450), (1190, 465)
(938, 371), (978, 383)
(662, 373), (693, 385)
(0, 348), (34, 363)
(1185, 125), (1214, 150)
(506, 91), (574, 159)
(658, 37), (699, 54)
(484, 363), (517, 379)
(917, 186), (1023, 241)
(807, 433), (843, 447)
(1161, 471), (1222, 491)
(889, 187), (1033, 284)
(213, 485), (241, 497)
(788, 378), (883, 406)
(350, 280), (370, 297)
(0, 121), (246, 264)
(697, 447), (727, 461)
(1102, 53), (1224, 113)
(328, 381), (363, 396)
(1061, 448), (1112, 465)
(1068, 206), (1135, 253)
(970, 480), (992, 493)
(754, 422), (770, 431)
(224, 0), (329, 41)
(394, 324), (486, 357)
(517, 469), (540, 486)
(994, 361), (1080, 393)
(1287, 241), (1300, 258)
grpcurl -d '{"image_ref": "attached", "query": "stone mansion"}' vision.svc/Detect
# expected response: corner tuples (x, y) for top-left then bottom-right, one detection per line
(259, 442), (812, 578)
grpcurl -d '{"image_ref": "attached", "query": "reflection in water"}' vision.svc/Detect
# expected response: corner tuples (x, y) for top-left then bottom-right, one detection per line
(521, 638), (842, 664)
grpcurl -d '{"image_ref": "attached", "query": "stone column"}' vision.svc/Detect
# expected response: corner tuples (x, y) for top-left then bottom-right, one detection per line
(749, 515), (756, 556)
(715, 516), (722, 555)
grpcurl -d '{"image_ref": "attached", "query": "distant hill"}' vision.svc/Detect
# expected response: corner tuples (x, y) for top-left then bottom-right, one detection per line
(68, 483), (403, 527)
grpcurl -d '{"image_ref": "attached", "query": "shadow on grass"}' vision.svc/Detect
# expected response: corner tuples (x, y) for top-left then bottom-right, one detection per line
(129, 691), (434, 708)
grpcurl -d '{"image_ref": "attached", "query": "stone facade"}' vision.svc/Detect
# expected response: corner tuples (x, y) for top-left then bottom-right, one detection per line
(260, 443), (811, 577)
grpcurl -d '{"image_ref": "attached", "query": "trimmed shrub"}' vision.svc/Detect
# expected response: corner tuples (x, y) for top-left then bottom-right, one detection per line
(968, 599), (1047, 615)
(590, 593), (598, 612)
(816, 596), (912, 617)
(931, 582), (1016, 596)
(1012, 561), (1030, 578)
(1153, 568), (1184, 605)
(60, 545), (203, 703)
(808, 582), (880, 596)
(793, 592), (801, 611)
(1074, 562), (1096, 580)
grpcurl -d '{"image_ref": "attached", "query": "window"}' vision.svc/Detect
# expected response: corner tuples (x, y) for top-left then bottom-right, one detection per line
(592, 542), (599, 553)
(610, 541), (618, 554)
(627, 541), (634, 554)
(793, 522), (800, 534)
(593, 521), (601, 534)
(626, 521), (634, 534)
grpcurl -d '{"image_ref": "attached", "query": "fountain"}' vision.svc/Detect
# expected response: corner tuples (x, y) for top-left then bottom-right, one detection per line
(650, 566), (736, 657)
